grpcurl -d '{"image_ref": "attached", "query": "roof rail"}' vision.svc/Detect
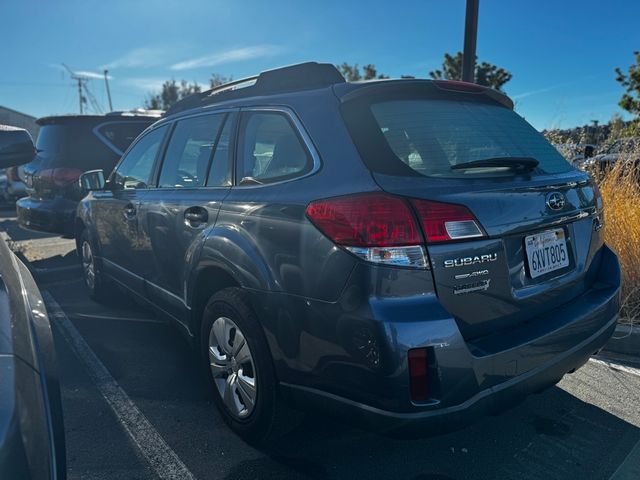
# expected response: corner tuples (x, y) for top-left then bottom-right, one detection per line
(166, 62), (345, 116)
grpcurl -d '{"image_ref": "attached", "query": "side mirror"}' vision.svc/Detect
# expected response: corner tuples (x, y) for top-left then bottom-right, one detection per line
(79, 169), (106, 192)
(0, 125), (36, 168)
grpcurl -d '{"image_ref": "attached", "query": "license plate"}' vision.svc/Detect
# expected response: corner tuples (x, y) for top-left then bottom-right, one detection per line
(525, 229), (569, 279)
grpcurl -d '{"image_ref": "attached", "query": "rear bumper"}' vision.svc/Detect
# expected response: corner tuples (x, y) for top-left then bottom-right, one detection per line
(273, 245), (621, 433)
(281, 311), (616, 433)
(16, 196), (76, 236)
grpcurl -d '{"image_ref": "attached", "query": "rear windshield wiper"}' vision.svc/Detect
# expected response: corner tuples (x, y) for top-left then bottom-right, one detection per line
(451, 157), (539, 171)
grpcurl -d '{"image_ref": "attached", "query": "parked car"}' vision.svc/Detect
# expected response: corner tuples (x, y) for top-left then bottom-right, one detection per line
(553, 143), (596, 167)
(0, 126), (65, 479)
(71, 62), (620, 441)
(0, 126), (29, 204)
(16, 110), (161, 236)
(1, 166), (27, 202)
(0, 169), (7, 200)
(582, 137), (640, 174)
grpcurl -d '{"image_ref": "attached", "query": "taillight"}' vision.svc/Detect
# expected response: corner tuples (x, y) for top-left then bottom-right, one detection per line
(592, 181), (603, 207)
(6, 167), (18, 182)
(40, 168), (83, 187)
(408, 348), (429, 402)
(305, 193), (486, 265)
(305, 193), (427, 268)
(410, 199), (484, 243)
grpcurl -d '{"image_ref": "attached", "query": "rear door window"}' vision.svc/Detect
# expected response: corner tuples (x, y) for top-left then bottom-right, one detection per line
(95, 121), (151, 155)
(112, 126), (168, 189)
(343, 96), (572, 178)
(237, 112), (312, 184)
(158, 114), (225, 188)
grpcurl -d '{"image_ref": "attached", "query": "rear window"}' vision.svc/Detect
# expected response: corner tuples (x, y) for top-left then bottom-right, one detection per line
(343, 96), (572, 178)
(34, 120), (153, 170)
(35, 125), (85, 158)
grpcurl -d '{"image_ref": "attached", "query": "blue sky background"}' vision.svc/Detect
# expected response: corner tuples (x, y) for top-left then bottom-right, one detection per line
(0, 0), (638, 130)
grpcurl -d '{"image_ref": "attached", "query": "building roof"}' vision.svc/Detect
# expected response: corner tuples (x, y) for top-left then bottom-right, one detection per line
(0, 105), (37, 120)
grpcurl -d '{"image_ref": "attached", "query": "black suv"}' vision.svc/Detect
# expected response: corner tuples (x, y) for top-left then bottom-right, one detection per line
(17, 111), (160, 235)
(75, 63), (620, 441)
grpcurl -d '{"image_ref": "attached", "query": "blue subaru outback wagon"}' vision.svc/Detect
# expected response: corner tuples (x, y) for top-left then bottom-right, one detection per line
(74, 62), (621, 441)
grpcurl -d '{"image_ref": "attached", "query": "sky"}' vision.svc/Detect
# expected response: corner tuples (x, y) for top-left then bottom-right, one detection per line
(0, 0), (638, 131)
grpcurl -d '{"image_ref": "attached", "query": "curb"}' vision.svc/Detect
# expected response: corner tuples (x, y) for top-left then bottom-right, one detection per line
(602, 324), (639, 358)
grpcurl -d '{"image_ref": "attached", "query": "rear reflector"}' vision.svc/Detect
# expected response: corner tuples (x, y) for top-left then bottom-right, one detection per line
(408, 348), (429, 402)
(410, 199), (484, 243)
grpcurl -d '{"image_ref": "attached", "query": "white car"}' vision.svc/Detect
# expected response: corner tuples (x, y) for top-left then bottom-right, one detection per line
(0, 166), (27, 202)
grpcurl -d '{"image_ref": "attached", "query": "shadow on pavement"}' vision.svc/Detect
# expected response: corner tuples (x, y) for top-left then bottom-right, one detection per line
(44, 277), (640, 480)
(0, 205), (58, 241)
(251, 386), (639, 480)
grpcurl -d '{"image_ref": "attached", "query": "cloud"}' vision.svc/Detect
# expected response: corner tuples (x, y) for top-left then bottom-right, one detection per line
(120, 77), (168, 92)
(171, 45), (283, 71)
(511, 82), (571, 100)
(511, 74), (604, 101)
(101, 47), (169, 70)
(48, 64), (112, 80)
(75, 70), (112, 80)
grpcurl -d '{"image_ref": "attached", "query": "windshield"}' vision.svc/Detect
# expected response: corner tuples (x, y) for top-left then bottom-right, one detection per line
(345, 97), (573, 178)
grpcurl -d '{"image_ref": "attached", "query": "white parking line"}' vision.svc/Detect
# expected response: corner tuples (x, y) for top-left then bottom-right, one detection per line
(44, 291), (197, 480)
(589, 357), (640, 378)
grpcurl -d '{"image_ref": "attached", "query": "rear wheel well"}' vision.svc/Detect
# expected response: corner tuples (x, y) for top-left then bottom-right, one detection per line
(191, 267), (240, 340)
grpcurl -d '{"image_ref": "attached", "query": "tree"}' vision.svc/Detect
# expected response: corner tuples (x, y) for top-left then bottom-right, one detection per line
(608, 113), (627, 142)
(615, 51), (640, 118)
(144, 80), (201, 110)
(337, 63), (389, 81)
(429, 52), (512, 91)
(144, 73), (233, 110)
(210, 74), (233, 88)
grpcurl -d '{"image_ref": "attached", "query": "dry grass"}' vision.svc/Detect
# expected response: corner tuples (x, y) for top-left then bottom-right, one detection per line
(596, 154), (640, 322)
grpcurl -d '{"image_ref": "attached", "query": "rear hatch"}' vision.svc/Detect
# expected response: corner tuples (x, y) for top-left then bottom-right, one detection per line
(25, 117), (151, 200)
(340, 81), (604, 341)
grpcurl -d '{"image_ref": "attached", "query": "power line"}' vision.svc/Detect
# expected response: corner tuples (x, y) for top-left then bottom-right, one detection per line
(61, 63), (104, 114)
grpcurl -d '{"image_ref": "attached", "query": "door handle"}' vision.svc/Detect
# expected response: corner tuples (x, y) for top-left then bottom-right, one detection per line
(184, 207), (208, 227)
(123, 203), (137, 220)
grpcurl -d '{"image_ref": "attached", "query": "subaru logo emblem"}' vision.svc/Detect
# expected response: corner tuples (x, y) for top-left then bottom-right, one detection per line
(546, 192), (566, 211)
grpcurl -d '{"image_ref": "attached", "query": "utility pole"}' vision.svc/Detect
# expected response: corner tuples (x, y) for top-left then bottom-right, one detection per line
(62, 63), (104, 114)
(63, 63), (88, 114)
(104, 70), (113, 112)
(76, 77), (84, 114)
(462, 0), (479, 83)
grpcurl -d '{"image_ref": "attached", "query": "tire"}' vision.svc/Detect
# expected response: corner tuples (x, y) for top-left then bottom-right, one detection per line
(79, 229), (112, 302)
(200, 287), (295, 443)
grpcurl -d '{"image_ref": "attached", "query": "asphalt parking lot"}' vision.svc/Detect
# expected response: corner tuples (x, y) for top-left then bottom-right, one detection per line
(2, 204), (640, 480)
